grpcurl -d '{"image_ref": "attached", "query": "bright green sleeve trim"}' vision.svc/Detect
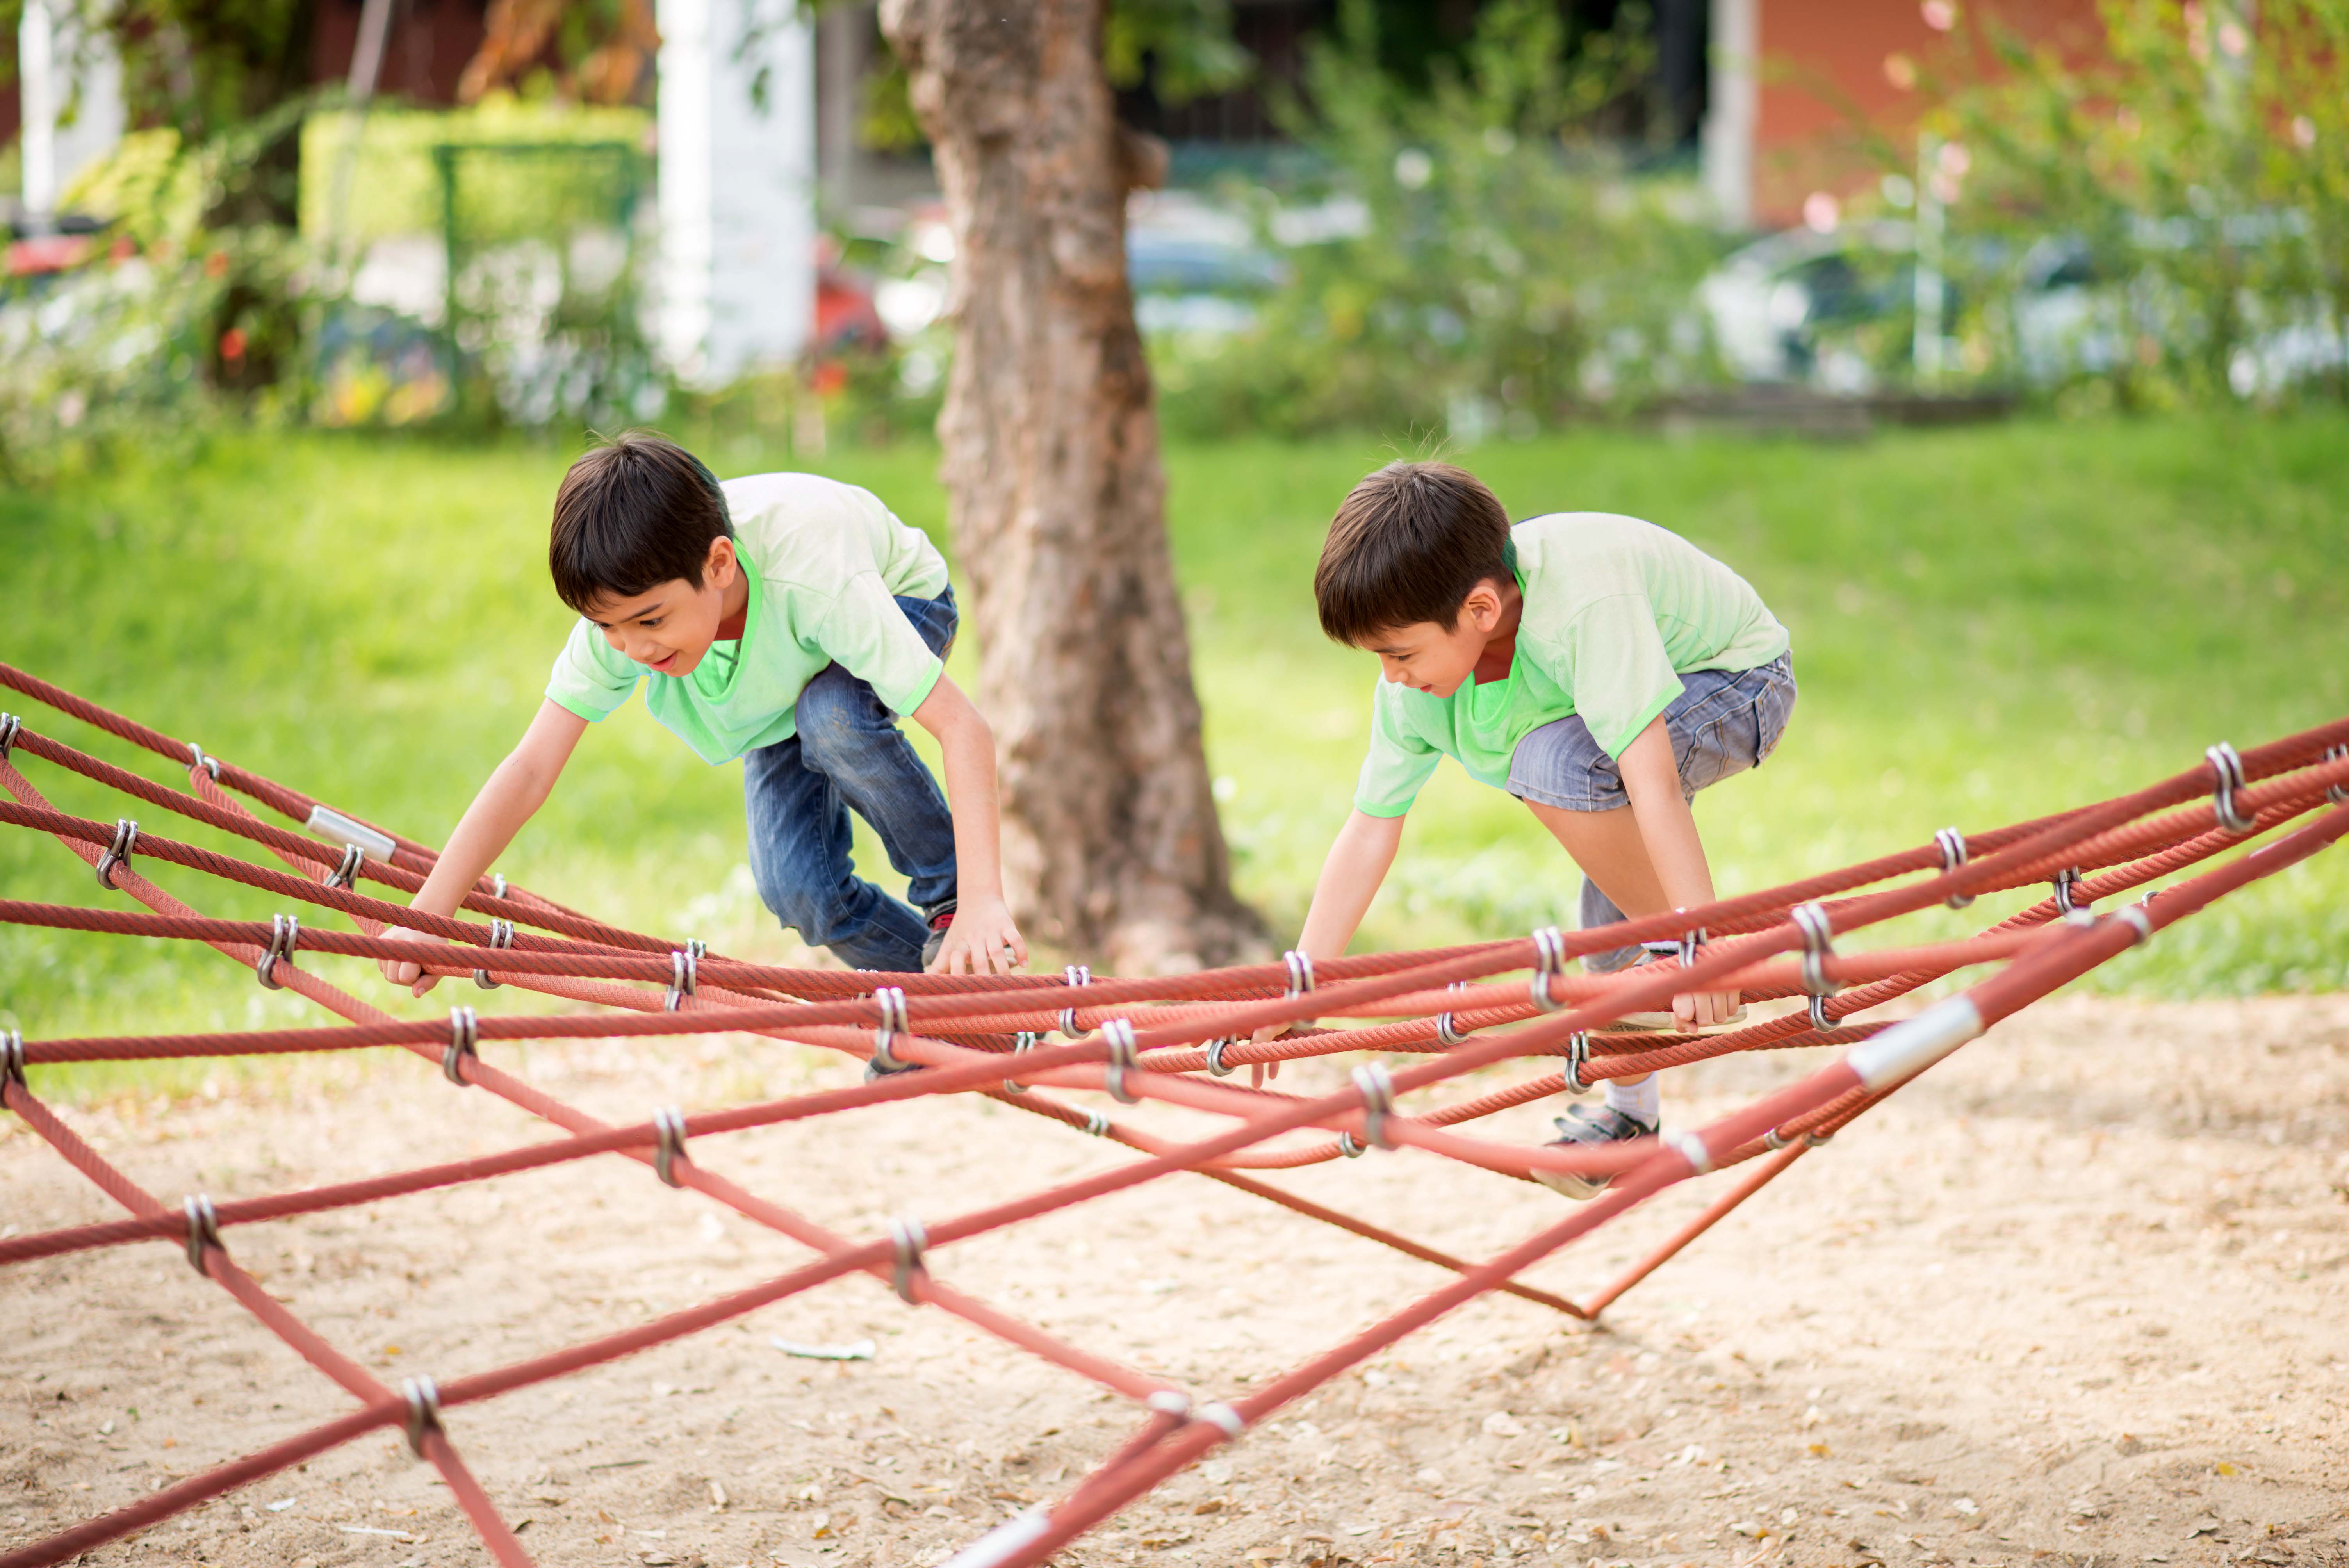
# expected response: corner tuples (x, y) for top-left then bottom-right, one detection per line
(544, 687), (616, 724)
(1592, 681), (1678, 761)
(1350, 794), (1417, 819)
(888, 654), (946, 718)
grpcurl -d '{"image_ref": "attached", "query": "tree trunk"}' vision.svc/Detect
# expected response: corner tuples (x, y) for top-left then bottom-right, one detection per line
(879, 0), (1260, 973)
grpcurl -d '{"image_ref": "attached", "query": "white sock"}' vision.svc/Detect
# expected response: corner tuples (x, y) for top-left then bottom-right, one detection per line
(1605, 1075), (1661, 1129)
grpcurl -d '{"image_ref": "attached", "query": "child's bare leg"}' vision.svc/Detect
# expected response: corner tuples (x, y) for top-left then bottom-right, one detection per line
(1520, 799), (1667, 924)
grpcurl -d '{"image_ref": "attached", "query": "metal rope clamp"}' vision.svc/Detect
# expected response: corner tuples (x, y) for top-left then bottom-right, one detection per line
(1677, 923), (1707, 968)
(444, 1006), (478, 1086)
(2322, 743), (2349, 806)
(1763, 1127), (1791, 1151)
(323, 842), (365, 892)
(1002, 1030), (1040, 1094)
(2207, 741), (2255, 833)
(1082, 1109), (1111, 1137)
(473, 919), (514, 990)
(1283, 949), (1316, 999)
(663, 940), (705, 1012)
(2052, 867), (2087, 917)
(1203, 1036), (1239, 1077)
(1351, 1062), (1398, 1152)
(1435, 980), (1470, 1046)
(490, 873), (508, 900)
(186, 741), (222, 782)
(867, 986), (916, 1076)
(1792, 902), (1838, 996)
(1561, 1031), (1592, 1095)
(93, 817), (139, 891)
(1, 1027), (24, 1089)
(183, 1193), (222, 1275)
(0, 712), (20, 761)
(1934, 827), (1975, 909)
(1058, 964), (1091, 1037)
(652, 1107), (688, 1187)
(400, 1376), (442, 1458)
(254, 913), (300, 990)
(1529, 925), (1567, 1012)
(887, 1216), (929, 1304)
(1102, 1019), (1142, 1104)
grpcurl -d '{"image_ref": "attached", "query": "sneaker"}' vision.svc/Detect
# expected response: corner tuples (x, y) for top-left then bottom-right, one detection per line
(1533, 1104), (1656, 1200)
(919, 899), (957, 969)
(1601, 948), (1748, 1033)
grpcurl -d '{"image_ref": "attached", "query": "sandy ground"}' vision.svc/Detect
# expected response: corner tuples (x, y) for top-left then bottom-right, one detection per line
(4, 994), (2347, 1568)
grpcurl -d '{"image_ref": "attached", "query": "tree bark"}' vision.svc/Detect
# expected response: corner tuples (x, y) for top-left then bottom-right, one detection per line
(879, 0), (1260, 973)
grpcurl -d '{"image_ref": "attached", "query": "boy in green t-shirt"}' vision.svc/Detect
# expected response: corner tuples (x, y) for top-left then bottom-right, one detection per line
(377, 433), (1027, 988)
(1285, 460), (1796, 1198)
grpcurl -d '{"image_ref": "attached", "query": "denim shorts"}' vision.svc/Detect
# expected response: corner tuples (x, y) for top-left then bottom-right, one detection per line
(1508, 650), (1797, 813)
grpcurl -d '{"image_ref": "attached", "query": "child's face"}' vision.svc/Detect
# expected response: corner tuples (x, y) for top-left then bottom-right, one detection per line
(583, 538), (741, 677)
(1362, 581), (1510, 698)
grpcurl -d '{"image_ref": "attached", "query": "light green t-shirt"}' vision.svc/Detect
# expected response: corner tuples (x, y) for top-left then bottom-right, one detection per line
(1353, 512), (1788, 816)
(545, 472), (952, 764)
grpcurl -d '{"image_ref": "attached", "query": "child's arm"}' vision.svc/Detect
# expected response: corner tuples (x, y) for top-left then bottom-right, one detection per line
(1253, 810), (1407, 1049)
(378, 699), (589, 996)
(909, 674), (1027, 975)
(1617, 715), (1739, 1026)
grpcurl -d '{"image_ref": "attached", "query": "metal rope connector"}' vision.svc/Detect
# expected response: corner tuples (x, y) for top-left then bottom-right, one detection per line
(186, 741), (221, 782)
(2207, 742), (2255, 833)
(254, 913), (299, 991)
(1530, 925), (1565, 974)
(182, 1193), (222, 1275)
(399, 1376), (442, 1458)
(1, 1027), (23, 1088)
(1002, 1030), (1039, 1094)
(473, 919), (514, 990)
(2052, 866), (2086, 917)
(1351, 1062), (1397, 1151)
(1197, 1402), (1246, 1438)
(1677, 923), (1707, 968)
(1058, 965), (1092, 1037)
(1808, 993), (1836, 1032)
(1082, 1109), (1110, 1137)
(663, 940), (705, 1011)
(0, 712), (20, 762)
(1561, 1031), (1592, 1095)
(1283, 949), (1316, 998)
(1337, 1132), (1367, 1158)
(652, 1107), (688, 1187)
(1804, 1128), (1836, 1148)
(1791, 902), (1838, 999)
(1762, 1128), (1790, 1151)
(1102, 1019), (1142, 1104)
(323, 843), (365, 892)
(867, 985), (916, 1077)
(2327, 745), (2349, 807)
(1203, 1037), (1238, 1077)
(93, 818), (138, 891)
(887, 1215), (928, 1304)
(1934, 827), (1975, 909)
(490, 872), (508, 900)
(1435, 980), (1470, 1046)
(443, 1006), (478, 1086)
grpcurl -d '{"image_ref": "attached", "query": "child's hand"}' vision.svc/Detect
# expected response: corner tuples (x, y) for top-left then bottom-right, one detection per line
(377, 927), (449, 998)
(1245, 1022), (1299, 1086)
(928, 894), (1027, 976)
(1673, 987), (1741, 1029)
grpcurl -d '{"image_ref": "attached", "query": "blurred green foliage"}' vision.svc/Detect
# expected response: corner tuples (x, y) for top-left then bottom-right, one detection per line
(1887, 0), (2349, 408)
(1154, 0), (1721, 439)
(4, 412), (2345, 1105)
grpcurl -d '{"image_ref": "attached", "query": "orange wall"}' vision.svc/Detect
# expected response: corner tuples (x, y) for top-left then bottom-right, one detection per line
(1753, 0), (2105, 226)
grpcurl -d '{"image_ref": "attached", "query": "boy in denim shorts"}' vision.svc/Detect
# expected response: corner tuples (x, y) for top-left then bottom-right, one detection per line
(377, 433), (1026, 987)
(1283, 461), (1795, 1198)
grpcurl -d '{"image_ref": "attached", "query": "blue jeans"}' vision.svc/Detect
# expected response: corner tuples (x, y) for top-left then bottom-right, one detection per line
(742, 588), (959, 972)
(1507, 652), (1797, 973)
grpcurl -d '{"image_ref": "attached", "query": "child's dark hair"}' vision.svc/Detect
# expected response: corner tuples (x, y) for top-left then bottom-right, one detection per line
(1314, 461), (1512, 644)
(549, 433), (734, 614)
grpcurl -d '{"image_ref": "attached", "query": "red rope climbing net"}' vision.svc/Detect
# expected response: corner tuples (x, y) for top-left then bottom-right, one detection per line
(2, 658), (2345, 1568)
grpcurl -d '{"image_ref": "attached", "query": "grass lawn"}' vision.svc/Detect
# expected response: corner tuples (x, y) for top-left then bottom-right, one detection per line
(4, 413), (2346, 1090)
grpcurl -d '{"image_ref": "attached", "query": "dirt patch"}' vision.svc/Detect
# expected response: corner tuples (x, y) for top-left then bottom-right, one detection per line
(4, 994), (2347, 1568)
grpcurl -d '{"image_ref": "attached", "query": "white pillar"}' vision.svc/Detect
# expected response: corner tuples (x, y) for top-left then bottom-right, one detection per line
(16, 0), (124, 226)
(1701, 0), (1757, 230)
(656, 0), (818, 387)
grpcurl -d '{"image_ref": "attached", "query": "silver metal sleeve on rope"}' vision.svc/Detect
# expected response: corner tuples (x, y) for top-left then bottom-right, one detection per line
(1845, 996), (1985, 1090)
(888, 1216), (928, 1304)
(1102, 1019), (1141, 1104)
(1934, 826), (1975, 909)
(652, 1107), (688, 1187)
(400, 1376), (442, 1458)
(1662, 1129), (1713, 1175)
(939, 1509), (1053, 1568)
(302, 806), (399, 864)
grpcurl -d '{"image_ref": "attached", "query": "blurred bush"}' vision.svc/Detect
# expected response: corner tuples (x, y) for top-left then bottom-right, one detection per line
(1882, 0), (2349, 410)
(1153, 0), (1723, 441)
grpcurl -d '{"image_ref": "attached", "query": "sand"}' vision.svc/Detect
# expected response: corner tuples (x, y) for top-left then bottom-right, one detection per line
(5, 994), (2346, 1568)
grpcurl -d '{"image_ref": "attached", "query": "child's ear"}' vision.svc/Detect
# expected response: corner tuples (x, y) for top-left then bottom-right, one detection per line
(707, 536), (738, 584)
